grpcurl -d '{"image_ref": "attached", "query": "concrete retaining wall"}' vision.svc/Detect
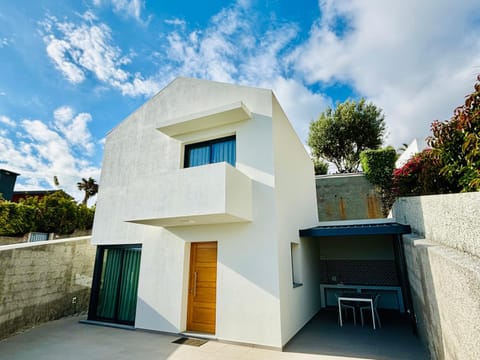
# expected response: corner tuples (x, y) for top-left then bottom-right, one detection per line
(393, 193), (480, 360)
(0, 237), (96, 340)
(316, 173), (383, 221)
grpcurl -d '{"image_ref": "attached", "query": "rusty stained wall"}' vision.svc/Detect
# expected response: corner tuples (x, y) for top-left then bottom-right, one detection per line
(316, 173), (383, 221)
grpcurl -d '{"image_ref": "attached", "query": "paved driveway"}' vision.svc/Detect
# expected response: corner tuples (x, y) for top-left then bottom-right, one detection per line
(0, 312), (427, 360)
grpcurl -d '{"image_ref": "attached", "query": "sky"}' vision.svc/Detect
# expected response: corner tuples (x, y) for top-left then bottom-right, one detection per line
(1, 0), (479, 202)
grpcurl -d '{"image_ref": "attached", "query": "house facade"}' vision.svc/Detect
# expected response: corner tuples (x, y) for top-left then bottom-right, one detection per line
(0, 169), (19, 201)
(89, 78), (319, 348)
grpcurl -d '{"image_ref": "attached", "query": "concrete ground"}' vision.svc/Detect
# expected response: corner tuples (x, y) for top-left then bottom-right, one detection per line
(285, 309), (429, 359)
(0, 310), (428, 360)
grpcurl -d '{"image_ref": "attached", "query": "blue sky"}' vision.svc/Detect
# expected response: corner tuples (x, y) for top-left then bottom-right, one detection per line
(1, 0), (479, 201)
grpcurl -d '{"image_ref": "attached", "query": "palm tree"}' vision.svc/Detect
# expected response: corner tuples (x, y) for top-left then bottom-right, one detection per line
(77, 177), (99, 206)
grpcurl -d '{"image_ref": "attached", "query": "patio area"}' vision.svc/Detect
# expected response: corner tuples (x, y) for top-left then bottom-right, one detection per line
(0, 309), (427, 360)
(285, 309), (428, 359)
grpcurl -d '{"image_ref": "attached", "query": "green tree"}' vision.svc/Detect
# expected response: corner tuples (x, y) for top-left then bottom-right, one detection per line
(77, 177), (99, 206)
(35, 192), (79, 234)
(308, 99), (386, 173)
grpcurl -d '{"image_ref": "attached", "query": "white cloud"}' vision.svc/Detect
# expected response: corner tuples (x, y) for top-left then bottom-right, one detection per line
(93, 0), (144, 22)
(45, 37), (85, 83)
(0, 115), (15, 127)
(41, 13), (160, 96)
(112, 0), (143, 20)
(156, 3), (331, 143)
(265, 77), (331, 143)
(293, 0), (480, 146)
(163, 4), (255, 83)
(164, 18), (186, 27)
(0, 110), (100, 203)
(53, 106), (95, 155)
(0, 37), (12, 48)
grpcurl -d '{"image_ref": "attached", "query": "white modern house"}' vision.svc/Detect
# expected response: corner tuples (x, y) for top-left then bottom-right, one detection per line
(88, 78), (321, 349)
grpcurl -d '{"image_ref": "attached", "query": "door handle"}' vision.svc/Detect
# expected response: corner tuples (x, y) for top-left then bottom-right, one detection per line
(193, 272), (197, 297)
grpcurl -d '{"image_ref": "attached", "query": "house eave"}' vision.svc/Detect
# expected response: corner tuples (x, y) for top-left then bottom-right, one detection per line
(157, 101), (251, 137)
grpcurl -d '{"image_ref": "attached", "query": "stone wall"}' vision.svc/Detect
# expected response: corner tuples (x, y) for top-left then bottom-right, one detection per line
(0, 237), (96, 340)
(316, 173), (383, 221)
(393, 193), (480, 360)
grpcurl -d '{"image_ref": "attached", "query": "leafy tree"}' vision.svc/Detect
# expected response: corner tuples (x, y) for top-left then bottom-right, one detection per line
(77, 177), (99, 206)
(308, 99), (386, 173)
(427, 75), (480, 192)
(360, 147), (397, 216)
(35, 192), (79, 234)
(312, 158), (329, 175)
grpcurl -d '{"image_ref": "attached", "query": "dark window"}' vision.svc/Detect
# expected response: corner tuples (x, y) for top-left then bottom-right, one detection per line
(88, 245), (142, 325)
(184, 136), (236, 168)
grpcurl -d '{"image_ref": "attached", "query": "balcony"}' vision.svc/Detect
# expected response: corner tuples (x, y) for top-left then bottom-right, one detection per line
(125, 162), (252, 227)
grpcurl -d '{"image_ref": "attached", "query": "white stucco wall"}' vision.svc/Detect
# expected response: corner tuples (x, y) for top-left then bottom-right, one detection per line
(92, 78), (318, 348)
(271, 96), (320, 346)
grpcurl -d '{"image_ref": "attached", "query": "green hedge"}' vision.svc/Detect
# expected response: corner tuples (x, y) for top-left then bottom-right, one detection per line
(0, 192), (95, 236)
(360, 147), (397, 216)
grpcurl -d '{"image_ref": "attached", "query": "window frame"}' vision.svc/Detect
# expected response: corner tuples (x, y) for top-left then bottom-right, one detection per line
(184, 135), (236, 168)
(88, 244), (142, 326)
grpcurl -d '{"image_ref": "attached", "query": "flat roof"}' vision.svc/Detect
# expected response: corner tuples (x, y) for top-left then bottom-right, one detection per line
(0, 169), (20, 176)
(300, 219), (411, 237)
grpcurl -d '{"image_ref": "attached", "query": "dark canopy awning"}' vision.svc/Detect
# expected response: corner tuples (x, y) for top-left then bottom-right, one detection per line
(299, 220), (411, 237)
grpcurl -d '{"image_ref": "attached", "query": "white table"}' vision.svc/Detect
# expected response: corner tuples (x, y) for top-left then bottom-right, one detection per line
(338, 295), (376, 329)
(320, 284), (404, 313)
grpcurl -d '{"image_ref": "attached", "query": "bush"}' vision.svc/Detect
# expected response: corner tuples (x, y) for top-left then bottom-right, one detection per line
(76, 205), (95, 230)
(312, 158), (329, 175)
(392, 149), (451, 196)
(0, 191), (96, 236)
(0, 202), (36, 236)
(360, 147), (397, 215)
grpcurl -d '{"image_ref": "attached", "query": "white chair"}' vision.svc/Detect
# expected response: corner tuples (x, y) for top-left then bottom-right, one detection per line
(336, 294), (356, 326)
(360, 294), (381, 328)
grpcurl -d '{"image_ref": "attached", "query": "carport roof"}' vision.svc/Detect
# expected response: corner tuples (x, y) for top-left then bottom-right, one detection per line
(299, 219), (411, 237)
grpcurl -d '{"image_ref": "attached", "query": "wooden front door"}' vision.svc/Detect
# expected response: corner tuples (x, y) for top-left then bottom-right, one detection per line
(187, 242), (217, 333)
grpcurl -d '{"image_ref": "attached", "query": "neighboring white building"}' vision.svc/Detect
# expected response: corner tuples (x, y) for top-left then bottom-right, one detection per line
(395, 138), (428, 168)
(88, 78), (319, 349)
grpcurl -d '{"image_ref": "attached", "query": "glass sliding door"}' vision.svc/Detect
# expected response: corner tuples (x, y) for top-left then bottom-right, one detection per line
(117, 248), (141, 322)
(96, 248), (122, 319)
(89, 245), (142, 325)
